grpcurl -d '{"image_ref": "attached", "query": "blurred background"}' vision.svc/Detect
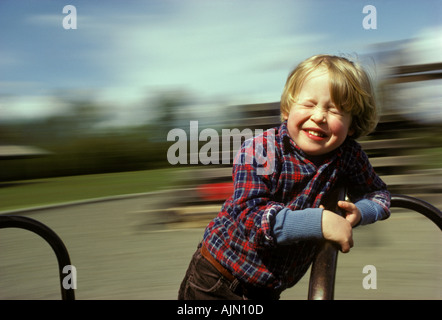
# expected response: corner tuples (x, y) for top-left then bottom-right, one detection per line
(0, 0), (440, 300)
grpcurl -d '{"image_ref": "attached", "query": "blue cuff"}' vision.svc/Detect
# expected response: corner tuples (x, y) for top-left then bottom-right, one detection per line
(355, 199), (387, 226)
(273, 208), (323, 245)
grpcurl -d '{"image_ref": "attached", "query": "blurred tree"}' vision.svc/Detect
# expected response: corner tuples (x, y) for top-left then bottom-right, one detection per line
(148, 90), (194, 142)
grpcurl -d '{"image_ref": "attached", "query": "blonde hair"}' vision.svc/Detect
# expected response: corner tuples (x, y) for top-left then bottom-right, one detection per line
(280, 54), (378, 139)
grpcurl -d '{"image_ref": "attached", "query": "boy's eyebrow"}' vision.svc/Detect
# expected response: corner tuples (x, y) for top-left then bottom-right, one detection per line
(298, 98), (338, 108)
(298, 98), (317, 104)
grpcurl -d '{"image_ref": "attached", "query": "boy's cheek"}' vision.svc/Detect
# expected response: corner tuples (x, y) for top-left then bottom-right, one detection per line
(329, 120), (352, 140)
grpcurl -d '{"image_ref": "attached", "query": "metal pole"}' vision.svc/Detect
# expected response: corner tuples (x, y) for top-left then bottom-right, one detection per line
(0, 215), (75, 300)
(307, 192), (442, 300)
(307, 187), (346, 300)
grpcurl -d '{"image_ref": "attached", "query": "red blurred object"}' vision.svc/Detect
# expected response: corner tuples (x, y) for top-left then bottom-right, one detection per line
(196, 182), (234, 201)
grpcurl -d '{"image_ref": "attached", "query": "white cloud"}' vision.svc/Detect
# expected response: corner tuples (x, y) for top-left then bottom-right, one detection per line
(0, 95), (68, 121)
(76, 1), (322, 104)
(401, 26), (442, 65)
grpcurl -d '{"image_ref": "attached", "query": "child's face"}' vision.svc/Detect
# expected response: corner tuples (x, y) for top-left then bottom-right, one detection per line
(283, 68), (354, 156)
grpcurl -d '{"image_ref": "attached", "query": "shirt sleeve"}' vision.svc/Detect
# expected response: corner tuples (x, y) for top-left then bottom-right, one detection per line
(344, 139), (391, 223)
(355, 199), (387, 226)
(230, 134), (284, 248)
(272, 208), (324, 245)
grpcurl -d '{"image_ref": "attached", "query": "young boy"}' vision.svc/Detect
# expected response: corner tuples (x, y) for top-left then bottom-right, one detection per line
(178, 54), (390, 300)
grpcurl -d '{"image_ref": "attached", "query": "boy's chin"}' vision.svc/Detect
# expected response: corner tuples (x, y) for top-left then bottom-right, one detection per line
(300, 143), (337, 156)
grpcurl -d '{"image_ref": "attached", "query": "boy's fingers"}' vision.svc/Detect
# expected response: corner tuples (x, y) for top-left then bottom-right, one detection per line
(337, 200), (349, 207)
(338, 200), (356, 210)
(340, 236), (354, 253)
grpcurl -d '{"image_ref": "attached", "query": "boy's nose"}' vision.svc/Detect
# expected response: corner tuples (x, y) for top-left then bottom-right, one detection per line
(311, 106), (327, 123)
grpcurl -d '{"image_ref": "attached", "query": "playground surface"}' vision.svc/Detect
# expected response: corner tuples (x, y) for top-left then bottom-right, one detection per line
(0, 192), (440, 300)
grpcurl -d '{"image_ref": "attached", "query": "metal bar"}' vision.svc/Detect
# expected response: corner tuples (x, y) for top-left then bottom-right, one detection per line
(308, 187), (346, 300)
(307, 241), (339, 300)
(390, 194), (442, 231)
(0, 215), (75, 300)
(307, 193), (442, 300)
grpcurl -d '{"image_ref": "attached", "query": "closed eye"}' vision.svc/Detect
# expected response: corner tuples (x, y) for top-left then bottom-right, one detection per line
(298, 100), (316, 108)
(329, 107), (342, 115)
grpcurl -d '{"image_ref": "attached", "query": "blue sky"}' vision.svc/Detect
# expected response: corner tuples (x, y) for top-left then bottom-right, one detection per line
(0, 0), (441, 123)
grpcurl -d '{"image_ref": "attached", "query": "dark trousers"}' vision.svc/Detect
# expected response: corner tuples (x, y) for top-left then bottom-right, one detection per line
(178, 247), (245, 300)
(178, 246), (281, 300)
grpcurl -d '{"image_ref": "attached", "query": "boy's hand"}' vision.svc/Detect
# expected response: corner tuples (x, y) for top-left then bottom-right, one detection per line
(321, 209), (353, 253)
(337, 201), (362, 227)
(319, 201), (361, 253)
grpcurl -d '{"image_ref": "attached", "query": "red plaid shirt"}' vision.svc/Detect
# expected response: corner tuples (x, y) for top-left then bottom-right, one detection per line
(202, 121), (390, 290)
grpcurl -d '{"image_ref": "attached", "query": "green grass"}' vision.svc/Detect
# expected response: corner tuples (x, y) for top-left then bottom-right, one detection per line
(0, 168), (182, 212)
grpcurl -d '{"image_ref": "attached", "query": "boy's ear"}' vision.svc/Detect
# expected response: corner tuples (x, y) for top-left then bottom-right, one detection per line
(348, 127), (355, 137)
(282, 112), (289, 120)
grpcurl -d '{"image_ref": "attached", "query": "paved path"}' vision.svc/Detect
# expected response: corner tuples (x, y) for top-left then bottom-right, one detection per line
(0, 193), (440, 300)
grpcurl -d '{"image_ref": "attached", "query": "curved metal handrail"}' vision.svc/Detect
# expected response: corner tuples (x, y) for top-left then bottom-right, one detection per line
(0, 215), (75, 300)
(307, 193), (442, 300)
(390, 194), (442, 230)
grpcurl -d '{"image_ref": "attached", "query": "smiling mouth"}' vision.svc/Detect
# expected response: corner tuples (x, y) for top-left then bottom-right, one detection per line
(304, 129), (327, 138)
